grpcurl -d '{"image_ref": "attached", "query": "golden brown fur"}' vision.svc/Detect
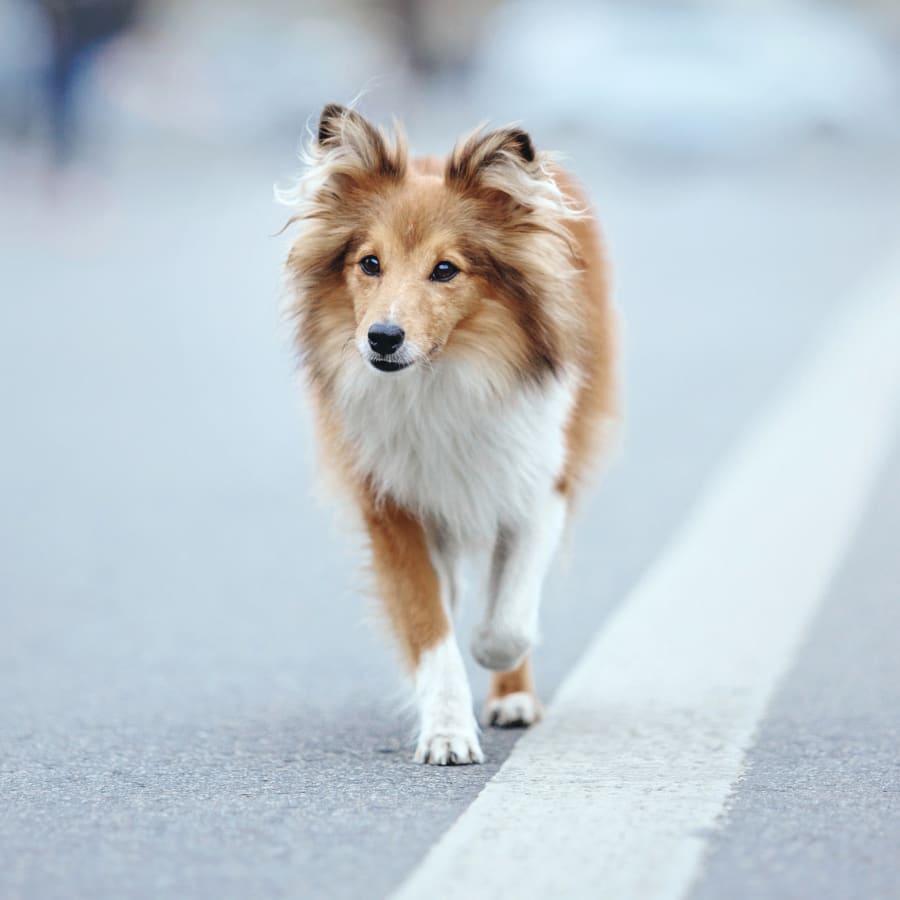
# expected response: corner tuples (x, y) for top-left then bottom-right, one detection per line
(487, 659), (541, 722)
(282, 105), (618, 760)
(361, 496), (448, 668)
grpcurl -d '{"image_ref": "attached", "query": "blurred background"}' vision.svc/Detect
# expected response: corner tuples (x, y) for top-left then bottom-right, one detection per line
(2, 0), (898, 548)
(2, 2), (900, 898)
(2, 0), (899, 179)
(2, 0), (900, 162)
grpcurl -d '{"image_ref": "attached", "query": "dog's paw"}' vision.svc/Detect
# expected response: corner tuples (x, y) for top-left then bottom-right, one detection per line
(471, 624), (533, 672)
(484, 691), (542, 728)
(414, 729), (484, 766)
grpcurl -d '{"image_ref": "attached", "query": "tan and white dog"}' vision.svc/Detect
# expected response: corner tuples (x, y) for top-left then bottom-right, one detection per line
(283, 104), (618, 765)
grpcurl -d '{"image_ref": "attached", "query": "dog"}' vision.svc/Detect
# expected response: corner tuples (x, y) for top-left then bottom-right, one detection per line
(282, 104), (618, 765)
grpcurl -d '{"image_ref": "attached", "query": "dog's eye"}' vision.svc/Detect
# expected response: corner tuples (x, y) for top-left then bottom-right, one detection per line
(430, 260), (459, 283)
(360, 255), (381, 276)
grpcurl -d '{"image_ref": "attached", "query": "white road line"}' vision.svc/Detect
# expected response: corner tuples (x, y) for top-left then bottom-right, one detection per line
(393, 250), (900, 900)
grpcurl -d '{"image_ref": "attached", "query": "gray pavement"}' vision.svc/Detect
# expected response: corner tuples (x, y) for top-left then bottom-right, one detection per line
(2, 136), (900, 898)
(690, 437), (900, 900)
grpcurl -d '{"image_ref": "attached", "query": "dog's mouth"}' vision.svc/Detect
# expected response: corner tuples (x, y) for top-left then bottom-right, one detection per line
(369, 357), (412, 373)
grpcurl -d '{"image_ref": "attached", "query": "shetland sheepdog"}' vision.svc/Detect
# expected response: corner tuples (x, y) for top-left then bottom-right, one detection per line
(282, 104), (618, 765)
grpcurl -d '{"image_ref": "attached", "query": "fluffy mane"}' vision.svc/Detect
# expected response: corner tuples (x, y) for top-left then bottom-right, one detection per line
(279, 106), (591, 390)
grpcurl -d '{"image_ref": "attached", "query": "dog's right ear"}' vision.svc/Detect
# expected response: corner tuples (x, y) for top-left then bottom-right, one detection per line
(279, 105), (405, 245)
(313, 103), (405, 179)
(317, 103), (348, 146)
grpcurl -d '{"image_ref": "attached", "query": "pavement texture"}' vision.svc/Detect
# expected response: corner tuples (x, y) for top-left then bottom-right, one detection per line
(689, 437), (900, 900)
(2, 135), (900, 898)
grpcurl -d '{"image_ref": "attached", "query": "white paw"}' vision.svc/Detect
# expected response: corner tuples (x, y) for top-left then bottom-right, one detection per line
(414, 637), (483, 765)
(471, 624), (533, 672)
(414, 728), (484, 766)
(484, 691), (542, 728)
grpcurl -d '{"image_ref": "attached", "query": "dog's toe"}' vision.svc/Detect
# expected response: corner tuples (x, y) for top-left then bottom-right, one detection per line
(484, 691), (542, 728)
(414, 730), (484, 766)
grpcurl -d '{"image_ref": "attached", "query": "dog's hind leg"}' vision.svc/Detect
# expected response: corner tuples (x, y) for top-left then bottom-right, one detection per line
(484, 657), (543, 727)
(363, 497), (482, 765)
(471, 487), (566, 675)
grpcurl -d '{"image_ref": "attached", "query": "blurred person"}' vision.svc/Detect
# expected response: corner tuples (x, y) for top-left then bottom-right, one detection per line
(391, 0), (496, 77)
(34, 0), (141, 166)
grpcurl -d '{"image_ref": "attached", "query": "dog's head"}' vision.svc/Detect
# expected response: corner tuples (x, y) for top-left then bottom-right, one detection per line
(284, 105), (583, 389)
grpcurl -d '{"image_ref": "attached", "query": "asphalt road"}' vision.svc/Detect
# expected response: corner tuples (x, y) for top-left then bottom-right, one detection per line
(1, 136), (899, 899)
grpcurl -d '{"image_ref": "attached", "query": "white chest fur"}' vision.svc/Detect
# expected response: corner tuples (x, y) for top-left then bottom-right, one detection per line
(333, 358), (576, 542)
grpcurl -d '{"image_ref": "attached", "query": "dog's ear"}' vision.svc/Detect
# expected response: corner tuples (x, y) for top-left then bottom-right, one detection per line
(314, 103), (404, 178)
(446, 126), (538, 191)
(317, 103), (347, 145)
(506, 128), (536, 163)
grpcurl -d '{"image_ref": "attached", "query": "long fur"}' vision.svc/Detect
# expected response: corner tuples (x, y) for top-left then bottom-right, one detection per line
(280, 105), (619, 765)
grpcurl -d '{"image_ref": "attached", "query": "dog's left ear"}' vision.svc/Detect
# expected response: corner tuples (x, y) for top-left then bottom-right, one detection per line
(446, 126), (538, 191)
(505, 128), (536, 163)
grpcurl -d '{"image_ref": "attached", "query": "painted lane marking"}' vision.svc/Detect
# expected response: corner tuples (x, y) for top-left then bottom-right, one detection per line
(392, 250), (900, 900)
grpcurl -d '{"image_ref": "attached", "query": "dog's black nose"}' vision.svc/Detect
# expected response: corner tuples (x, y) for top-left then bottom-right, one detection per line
(367, 322), (405, 356)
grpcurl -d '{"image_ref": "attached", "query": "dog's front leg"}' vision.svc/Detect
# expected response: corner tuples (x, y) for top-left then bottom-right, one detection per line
(363, 499), (482, 765)
(471, 486), (567, 683)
